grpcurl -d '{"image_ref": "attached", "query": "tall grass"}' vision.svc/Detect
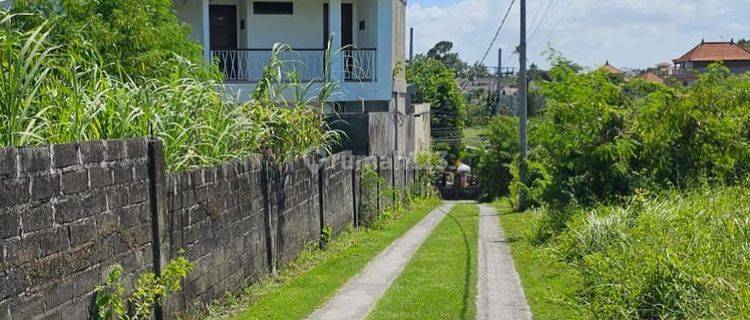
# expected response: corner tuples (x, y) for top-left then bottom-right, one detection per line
(530, 187), (750, 319)
(0, 9), (340, 171)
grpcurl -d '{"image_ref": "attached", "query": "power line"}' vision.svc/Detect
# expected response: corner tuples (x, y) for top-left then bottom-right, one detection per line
(528, 0), (561, 43)
(476, 0), (518, 67)
(460, 0), (517, 93)
(542, 0), (574, 42)
(527, 0), (546, 36)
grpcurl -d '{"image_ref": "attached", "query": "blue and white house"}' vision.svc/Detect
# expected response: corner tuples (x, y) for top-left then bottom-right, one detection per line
(172, 0), (407, 109)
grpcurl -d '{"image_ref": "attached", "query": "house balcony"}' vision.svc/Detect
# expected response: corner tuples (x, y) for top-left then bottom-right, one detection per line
(172, 0), (399, 103)
(211, 48), (377, 83)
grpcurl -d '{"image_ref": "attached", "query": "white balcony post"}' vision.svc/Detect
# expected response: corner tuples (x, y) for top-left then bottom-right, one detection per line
(376, 0), (393, 88)
(202, 0), (211, 61)
(328, 0), (344, 82)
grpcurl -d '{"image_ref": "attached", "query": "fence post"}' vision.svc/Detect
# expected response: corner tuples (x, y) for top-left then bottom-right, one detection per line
(352, 155), (359, 228)
(260, 159), (277, 275)
(391, 154), (396, 204)
(317, 157), (326, 248)
(146, 139), (165, 320)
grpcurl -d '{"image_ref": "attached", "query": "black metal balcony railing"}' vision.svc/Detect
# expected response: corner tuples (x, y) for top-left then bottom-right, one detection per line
(210, 48), (377, 83)
(211, 49), (325, 82)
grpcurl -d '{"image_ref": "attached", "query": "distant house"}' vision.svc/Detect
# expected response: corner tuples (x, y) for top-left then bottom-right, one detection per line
(599, 61), (622, 74)
(673, 40), (750, 85)
(655, 62), (673, 77)
(641, 72), (664, 84)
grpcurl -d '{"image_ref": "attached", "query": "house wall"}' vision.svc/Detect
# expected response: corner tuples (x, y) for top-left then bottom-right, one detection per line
(356, 0), (379, 49)
(245, 0), (328, 49)
(414, 103), (431, 152)
(391, 0), (407, 92)
(690, 60), (750, 74)
(173, 0), (205, 44)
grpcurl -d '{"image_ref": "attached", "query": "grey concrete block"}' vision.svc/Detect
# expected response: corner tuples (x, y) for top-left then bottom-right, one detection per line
(61, 170), (88, 195)
(69, 219), (96, 247)
(129, 181), (148, 204)
(51, 143), (79, 168)
(42, 281), (73, 311)
(54, 198), (84, 224)
(134, 163), (148, 181)
(81, 193), (107, 216)
(79, 141), (105, 164)
(0, 146), (17, 177)
(36, 227), (70, 257)
(9, 294), (45, 320)
(0, 209), (20, 239)
(19, 146), (50, 173)
(105, 140), (126, 162)
(0, 179), (29, 207)
(125, 139), (147, 159)
(106, 187), (129, 210)
(31, 174), (60, 201)
(88, 167), (113, 189)
(0, 269), (26, 301)
(20, 204), (53, 233)
(113, 163), (133, 183)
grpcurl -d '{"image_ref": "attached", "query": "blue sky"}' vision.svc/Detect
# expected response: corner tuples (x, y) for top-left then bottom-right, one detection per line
(406, 0), (750, 70)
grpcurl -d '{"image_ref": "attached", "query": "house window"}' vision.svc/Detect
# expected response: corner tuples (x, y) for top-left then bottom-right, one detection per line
(253, 2), (293, 15)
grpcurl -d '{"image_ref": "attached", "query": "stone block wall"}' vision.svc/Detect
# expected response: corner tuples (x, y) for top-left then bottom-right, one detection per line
(268, 156), (321, 265)
(0, 140), (153, 320)
(378, 156), (394, 209)
(320, 152), (354, 235)
(164, 157), (267, 312)
(1, 140), (418, 319)
(393, 156), (406, 193)
(354, 156), (379, 226)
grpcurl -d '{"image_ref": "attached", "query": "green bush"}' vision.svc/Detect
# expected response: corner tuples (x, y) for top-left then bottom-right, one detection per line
(11, 0), (214, 80)
(474, 116), (517, 200)
(0, 8), (339, 171)
(487, 57), (750, 207)
(96, 255), (193, 320)
(406, 56), (467, 158)
(484, 54), (750, 319)
(548, 187), (750, 319)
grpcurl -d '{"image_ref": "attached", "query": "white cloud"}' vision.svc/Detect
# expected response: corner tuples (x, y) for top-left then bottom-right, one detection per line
(407, 0), (750, 69)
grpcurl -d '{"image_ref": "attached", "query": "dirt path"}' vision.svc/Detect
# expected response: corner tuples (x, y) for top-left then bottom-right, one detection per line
(307, 202), (456, 320)
(476, 204), (532, 320)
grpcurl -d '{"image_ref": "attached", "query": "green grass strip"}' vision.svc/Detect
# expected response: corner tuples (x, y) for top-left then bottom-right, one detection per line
(493, 201), (584, 320)
(211, 198), (439, 320)
(367, 203), (479, 320)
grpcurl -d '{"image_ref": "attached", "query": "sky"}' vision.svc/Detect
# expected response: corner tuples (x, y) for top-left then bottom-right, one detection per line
(406, 0), (750, 70)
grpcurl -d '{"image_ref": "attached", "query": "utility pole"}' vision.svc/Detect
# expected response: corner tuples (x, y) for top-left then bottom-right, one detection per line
(495, 48), (503, 114)
(518, 0), (528, 210)
(498, 48), (503, 76)
(409, 27), (414, 61)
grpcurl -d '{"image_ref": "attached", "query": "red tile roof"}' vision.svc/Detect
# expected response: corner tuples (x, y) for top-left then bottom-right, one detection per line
(599, 61), (621, 74)
(674, 41), (750, 63)
(641, 72), (664, 84)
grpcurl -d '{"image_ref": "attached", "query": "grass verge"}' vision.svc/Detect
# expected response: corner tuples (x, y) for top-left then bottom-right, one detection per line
(493, 200), (584, 320)
(202, 197), (440, 320)
(367, 203), (479, 320)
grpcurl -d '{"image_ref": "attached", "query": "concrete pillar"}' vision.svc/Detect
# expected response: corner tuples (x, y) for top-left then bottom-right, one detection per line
(328, 0), (344, 82)
(202, 0), (211, 61)
(376, 0), (393, 89)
